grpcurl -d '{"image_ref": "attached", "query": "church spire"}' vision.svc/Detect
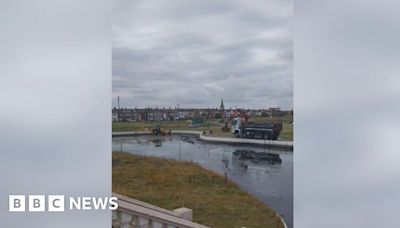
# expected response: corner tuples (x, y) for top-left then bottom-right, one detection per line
(220, 98), (225, 110)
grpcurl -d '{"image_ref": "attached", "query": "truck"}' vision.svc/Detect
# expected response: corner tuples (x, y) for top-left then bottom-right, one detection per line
(231, 117), (282, 140)
(221, 109), (282, 140)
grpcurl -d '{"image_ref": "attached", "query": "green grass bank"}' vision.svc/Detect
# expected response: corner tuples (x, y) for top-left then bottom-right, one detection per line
(112, 152), (284, 228)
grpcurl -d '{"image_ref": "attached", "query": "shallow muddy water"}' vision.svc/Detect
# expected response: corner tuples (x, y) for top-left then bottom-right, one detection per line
(113, 135), (293, 227)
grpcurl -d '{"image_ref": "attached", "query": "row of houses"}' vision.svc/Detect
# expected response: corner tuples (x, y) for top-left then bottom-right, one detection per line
(112, 107), (290, 122)
(112, 108), (224, 122)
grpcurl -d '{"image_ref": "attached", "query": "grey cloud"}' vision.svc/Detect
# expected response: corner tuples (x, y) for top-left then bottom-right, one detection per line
(113, 0), (292, 109)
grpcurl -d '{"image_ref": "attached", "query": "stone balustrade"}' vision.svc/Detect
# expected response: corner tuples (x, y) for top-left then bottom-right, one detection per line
(112, 193), (208, 228)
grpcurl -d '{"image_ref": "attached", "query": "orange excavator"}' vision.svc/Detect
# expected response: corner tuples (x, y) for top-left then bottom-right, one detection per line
(221, 109), (250, 132)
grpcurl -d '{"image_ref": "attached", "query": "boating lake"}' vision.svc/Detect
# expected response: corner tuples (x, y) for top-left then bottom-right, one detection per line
(112, 135), (293, 228)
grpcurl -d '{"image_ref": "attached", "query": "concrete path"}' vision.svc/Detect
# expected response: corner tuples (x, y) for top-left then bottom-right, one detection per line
(113, 130), (293, 150)
(172, 130), (293, 150)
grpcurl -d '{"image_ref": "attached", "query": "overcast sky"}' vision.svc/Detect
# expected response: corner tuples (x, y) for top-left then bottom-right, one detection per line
(113, 0), (292, 110)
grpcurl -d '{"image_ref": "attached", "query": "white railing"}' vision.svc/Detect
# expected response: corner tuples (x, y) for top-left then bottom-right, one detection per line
(112, 193), (209, 228)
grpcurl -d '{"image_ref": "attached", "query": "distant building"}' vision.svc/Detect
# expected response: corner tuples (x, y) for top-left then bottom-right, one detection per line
(220, 98), (225, 118)
(112, 108), (119, 121)
(111, 102), (290, 122)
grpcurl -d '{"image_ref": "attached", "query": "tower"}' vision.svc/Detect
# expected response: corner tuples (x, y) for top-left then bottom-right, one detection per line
(220, 98), (225, 118)
(117, 96), (120, 109)
(220, 98), (225, 111)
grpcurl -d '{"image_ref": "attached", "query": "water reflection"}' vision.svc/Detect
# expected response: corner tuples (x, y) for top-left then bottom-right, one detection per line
(113, 135), (293, 228)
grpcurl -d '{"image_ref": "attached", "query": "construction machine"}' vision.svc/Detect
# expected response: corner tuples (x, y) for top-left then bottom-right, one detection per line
(221, 109), (250, 132)
(152, 123), (171, 136)
(222, 109), (282, 140)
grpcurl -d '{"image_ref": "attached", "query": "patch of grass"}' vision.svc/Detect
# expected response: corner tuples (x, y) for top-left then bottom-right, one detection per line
(279, 123), (293, 141)
(112, 121), (185, 132)
(113, 152), (284, 228)
(112, 115), (293, 141)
